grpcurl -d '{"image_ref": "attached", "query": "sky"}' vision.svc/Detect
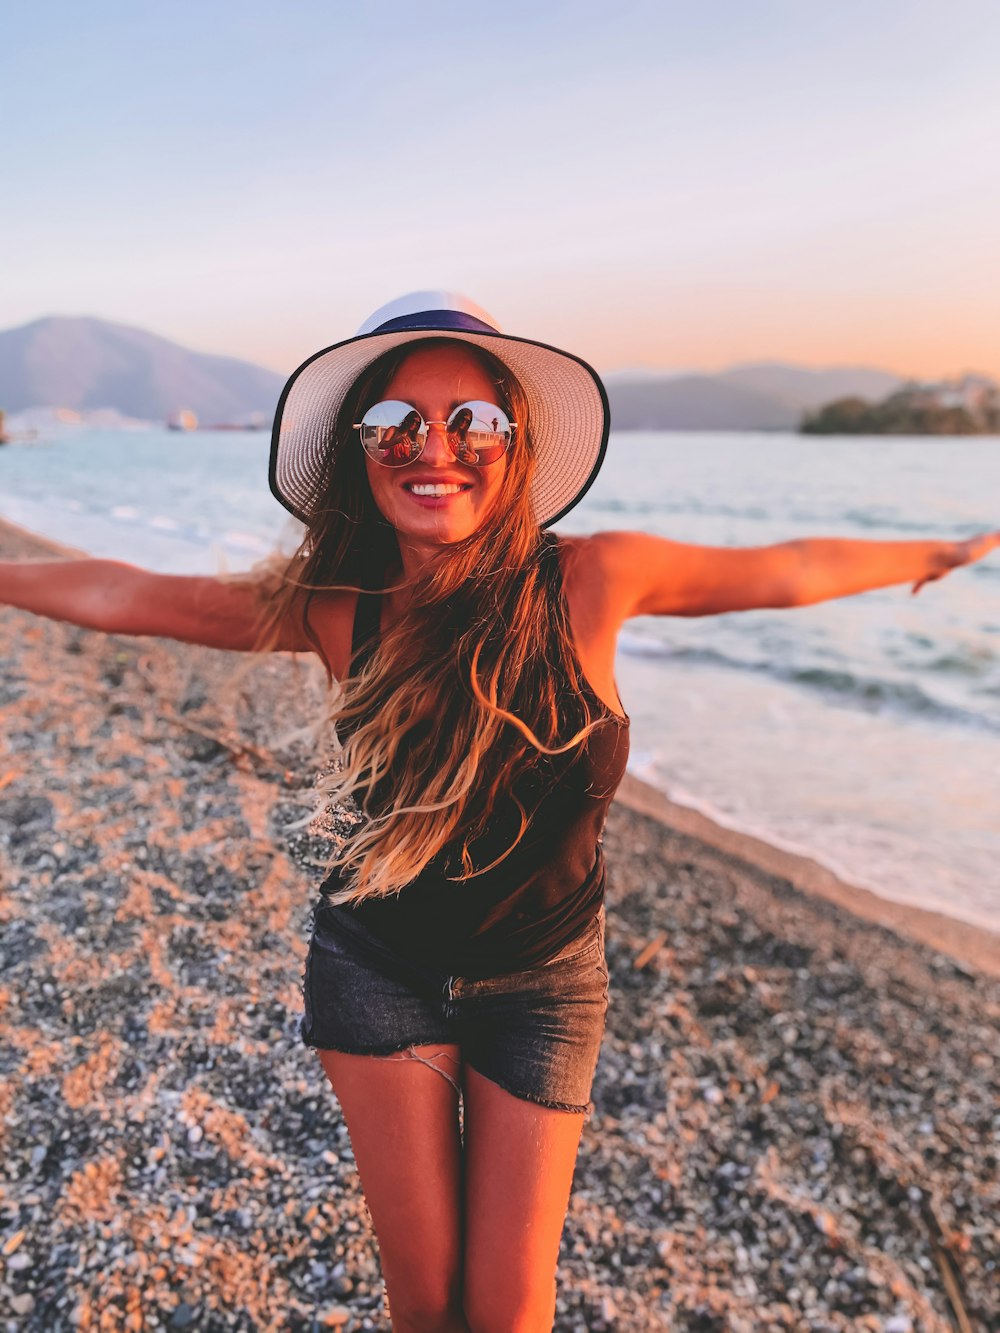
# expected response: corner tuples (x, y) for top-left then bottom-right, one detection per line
(5, 0), (1000, 380)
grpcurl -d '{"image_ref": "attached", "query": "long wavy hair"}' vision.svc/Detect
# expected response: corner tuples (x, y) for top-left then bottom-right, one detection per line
(240, 336), (603, 904)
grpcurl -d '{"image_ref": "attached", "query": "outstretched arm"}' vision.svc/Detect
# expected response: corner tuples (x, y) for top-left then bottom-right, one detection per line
(583, 529), (1000, 619)
(784, 530), (999, 603)
(0, 558), (313, 651)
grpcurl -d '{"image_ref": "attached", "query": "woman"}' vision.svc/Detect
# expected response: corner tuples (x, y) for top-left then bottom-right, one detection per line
(2, 291), (996, 1333)
(447, 405), (477, 462)
(378, 408), (423, 463)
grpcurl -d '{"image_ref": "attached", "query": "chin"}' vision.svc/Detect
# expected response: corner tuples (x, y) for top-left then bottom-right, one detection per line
(384, 496), (498, 546)
(399, 515), (479, 545)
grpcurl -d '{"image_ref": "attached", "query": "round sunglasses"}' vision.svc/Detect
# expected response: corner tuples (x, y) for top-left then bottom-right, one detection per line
(356, 399), (516, 468)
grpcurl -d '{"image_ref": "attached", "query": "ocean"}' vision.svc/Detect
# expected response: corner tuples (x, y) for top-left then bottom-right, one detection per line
(2, 426), (997, 931)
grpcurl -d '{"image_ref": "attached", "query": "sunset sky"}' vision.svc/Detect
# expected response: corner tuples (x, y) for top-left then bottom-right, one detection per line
(5, 0), (1000, 379)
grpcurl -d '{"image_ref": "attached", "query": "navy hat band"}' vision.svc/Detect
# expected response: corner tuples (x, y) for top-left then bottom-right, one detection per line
(371, 310), (500, 336)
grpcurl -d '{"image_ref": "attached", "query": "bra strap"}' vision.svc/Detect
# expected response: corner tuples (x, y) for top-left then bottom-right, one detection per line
(539, 530), (566, 613)
(350, 572), (384, 673)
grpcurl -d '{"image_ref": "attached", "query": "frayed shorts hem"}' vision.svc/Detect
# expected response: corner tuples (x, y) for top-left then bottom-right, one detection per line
(464, 1060), (593, 1116)
(300, 1025), (453, 1060)
(303, 1027), (594, 1116)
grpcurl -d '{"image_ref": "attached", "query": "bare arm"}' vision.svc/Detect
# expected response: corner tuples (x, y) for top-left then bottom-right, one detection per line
(583, 528), (1000, 619)
(788, 531), (1000, 603)
(0, 558), (313, 652)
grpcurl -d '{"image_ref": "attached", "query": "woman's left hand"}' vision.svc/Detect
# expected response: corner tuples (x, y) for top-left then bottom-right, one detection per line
(912, 530), (1000, 594)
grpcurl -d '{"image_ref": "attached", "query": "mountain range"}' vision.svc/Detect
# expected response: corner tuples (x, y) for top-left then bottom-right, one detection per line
(0, 315), (904, 431)
(0, 316), (285, 425)
(603, 364), (903, 430)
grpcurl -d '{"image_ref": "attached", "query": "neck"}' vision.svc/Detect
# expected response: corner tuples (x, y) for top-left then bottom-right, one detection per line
(382, 534), (448, 622)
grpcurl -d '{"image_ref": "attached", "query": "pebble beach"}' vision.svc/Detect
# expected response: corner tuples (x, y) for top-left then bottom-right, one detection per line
(1, 517), (998, 1332)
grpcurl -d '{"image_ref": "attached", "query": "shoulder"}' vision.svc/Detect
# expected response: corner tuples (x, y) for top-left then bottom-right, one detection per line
(550, 529), (643, 569)
(549, 530), (634, 629)
(550, 530), (646, 622)
(549, 529), (621, 587)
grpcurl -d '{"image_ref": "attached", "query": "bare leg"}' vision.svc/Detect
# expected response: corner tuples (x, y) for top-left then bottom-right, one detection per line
(461, 1064), (587, 1333)
(316, 1043), (469, 1332)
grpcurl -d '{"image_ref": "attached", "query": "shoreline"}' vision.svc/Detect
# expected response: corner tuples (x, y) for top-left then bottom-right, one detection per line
(3, 512), (996, 981)
(616, 772), (1000, 980)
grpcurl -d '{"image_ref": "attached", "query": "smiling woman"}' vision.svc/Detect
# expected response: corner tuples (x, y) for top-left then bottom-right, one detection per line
(361, 343), (515, 545)
(248, 294), (626, 1330)
(2, 291), (995, 1333)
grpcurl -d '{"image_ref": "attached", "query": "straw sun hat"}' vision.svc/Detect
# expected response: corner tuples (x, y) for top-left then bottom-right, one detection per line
(268, 291), (610, 528)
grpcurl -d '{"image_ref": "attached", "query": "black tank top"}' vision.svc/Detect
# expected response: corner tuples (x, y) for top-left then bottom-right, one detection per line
(321, 533), (630, 979)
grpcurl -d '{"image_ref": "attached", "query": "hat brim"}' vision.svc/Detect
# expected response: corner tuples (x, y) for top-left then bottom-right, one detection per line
(269, 327), (609, 529)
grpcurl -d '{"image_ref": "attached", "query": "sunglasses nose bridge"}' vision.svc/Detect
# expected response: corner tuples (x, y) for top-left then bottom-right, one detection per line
(419, 419), (459, 461)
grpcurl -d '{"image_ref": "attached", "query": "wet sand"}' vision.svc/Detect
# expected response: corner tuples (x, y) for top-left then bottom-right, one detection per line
(1, 516), (997, 1331)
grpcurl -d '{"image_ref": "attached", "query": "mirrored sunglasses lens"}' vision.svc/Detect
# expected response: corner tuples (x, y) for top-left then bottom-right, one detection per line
(359, 401), (425, 464)
(446, 401), (513, 464)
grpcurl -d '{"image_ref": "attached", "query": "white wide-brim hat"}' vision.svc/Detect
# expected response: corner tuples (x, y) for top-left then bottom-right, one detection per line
(269, 291), (610, 528)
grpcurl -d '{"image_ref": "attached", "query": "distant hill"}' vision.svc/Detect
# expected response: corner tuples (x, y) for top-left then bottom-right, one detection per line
(606, 374), (798, 430)
(717, 362), (903, 413)
(0, 316), (285, 423)
(605, 363), (903, 431)
(801, 374), (1000, 435)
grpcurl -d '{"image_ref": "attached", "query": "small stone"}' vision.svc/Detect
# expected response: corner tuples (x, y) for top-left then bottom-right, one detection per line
(169, 1303), (198, 1329)
(318, 1305), (352, 1328)
(885, 1318), (913, 1333)
(10, 1294), (35, 1316)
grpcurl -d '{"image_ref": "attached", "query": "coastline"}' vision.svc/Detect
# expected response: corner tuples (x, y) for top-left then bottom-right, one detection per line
(2, 513), (995, 979)
(615, 773), (1000, 981)
(2, 511), (998, 1328)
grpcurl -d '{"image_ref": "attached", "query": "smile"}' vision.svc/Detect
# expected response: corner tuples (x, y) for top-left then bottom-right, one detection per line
(404, 483), (473, 497)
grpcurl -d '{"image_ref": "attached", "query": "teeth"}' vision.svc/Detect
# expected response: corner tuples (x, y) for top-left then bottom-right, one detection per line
(407, 484), (467, 496)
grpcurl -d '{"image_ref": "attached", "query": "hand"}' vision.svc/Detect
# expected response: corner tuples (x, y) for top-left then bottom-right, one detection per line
(912, 530), (1000, 594)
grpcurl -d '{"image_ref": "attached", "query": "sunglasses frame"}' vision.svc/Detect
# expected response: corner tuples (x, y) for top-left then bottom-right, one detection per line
(355, 399), (517, 468)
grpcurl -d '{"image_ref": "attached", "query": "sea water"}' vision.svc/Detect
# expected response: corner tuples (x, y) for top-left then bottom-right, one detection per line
(2, 427), (997, 930)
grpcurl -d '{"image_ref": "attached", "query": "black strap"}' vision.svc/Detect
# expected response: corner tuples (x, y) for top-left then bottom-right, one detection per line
(539, 531), (565, 611)
(350, 573), (384, 674)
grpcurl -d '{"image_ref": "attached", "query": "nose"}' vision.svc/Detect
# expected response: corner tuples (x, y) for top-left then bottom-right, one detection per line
(420, 421), (461, 465)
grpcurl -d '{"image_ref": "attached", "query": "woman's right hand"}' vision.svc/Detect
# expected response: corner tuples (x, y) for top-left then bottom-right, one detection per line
(0, 558), (314, 653)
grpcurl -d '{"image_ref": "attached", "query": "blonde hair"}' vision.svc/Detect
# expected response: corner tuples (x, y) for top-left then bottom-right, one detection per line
(240, 338), (602, 903)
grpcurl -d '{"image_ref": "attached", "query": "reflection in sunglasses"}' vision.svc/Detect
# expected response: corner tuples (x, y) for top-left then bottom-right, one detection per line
(358, 398), (516, 468)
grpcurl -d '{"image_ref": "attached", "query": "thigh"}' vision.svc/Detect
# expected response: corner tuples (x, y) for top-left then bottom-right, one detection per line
(458, 910), (610, 1331)
(461, 1064), (586, 1333)
(317, 1043), (466, 1328)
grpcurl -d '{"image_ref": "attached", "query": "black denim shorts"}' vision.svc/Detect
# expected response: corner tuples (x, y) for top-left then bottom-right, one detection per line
(300, 900), (609, 1115)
